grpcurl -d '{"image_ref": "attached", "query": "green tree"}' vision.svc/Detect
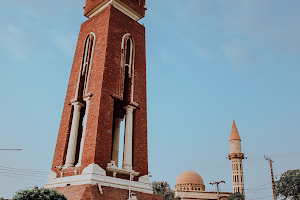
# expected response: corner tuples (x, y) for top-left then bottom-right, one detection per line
(12, 186), (67, 200)
(152, 181), (181, 200)
(228, 192), (245, 200)
(275, 169), (300, 200)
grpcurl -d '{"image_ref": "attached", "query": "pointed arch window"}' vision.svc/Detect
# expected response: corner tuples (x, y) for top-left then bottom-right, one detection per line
(64, 32), (95, 168)
(125, 37), (133, 78)
(110, 34), (136, 172)
(119, 34), (136, 105)
(78, 33), (95, 100)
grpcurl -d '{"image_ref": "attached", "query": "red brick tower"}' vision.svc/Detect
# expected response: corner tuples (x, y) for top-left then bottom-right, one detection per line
(45, 1), (161, 199)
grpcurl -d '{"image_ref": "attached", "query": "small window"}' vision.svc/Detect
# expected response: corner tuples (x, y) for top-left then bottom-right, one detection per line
(125, 37), (133, 78)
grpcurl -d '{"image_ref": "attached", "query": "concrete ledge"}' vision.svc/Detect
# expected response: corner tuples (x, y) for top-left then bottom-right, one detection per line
(45, 173), (153, 194)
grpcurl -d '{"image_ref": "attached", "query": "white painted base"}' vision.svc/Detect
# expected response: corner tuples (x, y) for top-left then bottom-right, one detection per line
(45, 164), (153, 194)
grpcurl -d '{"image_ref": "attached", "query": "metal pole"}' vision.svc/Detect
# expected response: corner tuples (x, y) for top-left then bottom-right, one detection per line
(210, 181), (225, 200)
(217, 184), (220, 200)
(129, 166), (132, 200)
(264, 156), (276, 200)
(0, 149), (22, 151)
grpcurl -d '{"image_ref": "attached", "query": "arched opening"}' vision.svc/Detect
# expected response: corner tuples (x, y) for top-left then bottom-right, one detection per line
(64, 33), (95, 168)
(110, 34), (136, 171)
(123, 36), (134, 105)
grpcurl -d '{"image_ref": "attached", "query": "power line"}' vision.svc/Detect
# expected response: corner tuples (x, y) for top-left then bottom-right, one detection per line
(0, 166), (49, 174)
(244, 182), (271, 191)
(0, 171), (48, 178)
(150, 151), (300, 173)
(0, 174), (46, 182)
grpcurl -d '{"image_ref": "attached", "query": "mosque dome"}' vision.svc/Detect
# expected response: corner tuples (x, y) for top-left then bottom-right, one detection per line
(175, 170), (205, 191)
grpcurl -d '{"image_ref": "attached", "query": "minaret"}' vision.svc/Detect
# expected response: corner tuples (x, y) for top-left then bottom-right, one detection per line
(44, 0), (161, 199)
(228, 120), (245, 194)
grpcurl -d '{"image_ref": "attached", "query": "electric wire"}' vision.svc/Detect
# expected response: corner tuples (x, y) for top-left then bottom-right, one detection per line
(0, 174), (46, 182)
(0, 170), (48, 178)
(0, 166), (49, 174)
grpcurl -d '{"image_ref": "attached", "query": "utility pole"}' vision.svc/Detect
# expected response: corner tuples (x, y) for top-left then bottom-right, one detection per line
(264, 156), (276, 200)
(210, 180), (225, 200)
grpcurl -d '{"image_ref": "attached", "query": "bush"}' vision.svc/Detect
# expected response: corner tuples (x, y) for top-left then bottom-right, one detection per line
(12, 186), (67, 200)
(228, 192), (245, 200)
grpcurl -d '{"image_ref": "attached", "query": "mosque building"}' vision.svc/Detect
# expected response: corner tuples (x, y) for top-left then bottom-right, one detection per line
(174, 120), (245, 200)
(174, 171), (231, 200)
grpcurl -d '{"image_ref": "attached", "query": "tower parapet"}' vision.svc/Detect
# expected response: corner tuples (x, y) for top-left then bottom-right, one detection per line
(84, 0), (146, 20)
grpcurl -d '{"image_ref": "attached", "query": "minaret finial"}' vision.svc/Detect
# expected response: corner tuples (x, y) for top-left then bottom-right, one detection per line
(229, 119), (241, 141)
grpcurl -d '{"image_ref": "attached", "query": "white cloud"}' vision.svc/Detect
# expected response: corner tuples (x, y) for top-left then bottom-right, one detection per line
(8, 0), (84, 23)
(0, 25), (36, 62)
(221, 39), (253, 71)
(220, 0), (300, 53)
(50, 29), (77, 57)
(196, 46), (216, 62)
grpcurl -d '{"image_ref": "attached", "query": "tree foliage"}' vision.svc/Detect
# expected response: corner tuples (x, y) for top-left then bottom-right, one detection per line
(12, 186), (67, 200)
(152, 181), (181, 200)
(275, 169), (300, 200)
(228, 192), (245, 200)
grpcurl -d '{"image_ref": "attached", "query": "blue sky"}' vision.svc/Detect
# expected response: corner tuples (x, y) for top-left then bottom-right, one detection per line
(0, 0), (299, 199)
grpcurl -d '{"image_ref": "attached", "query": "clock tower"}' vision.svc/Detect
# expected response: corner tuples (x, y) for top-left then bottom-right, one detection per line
(45, 0), (161, 199)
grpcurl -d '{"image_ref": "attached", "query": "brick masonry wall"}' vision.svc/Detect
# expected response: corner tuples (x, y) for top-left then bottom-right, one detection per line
(51, 5), (111, 176)
(51, 5), (148, 180)
(84, 0), (146, 18)
(55, 184), (163, 200)
(103, 6), (148, 178)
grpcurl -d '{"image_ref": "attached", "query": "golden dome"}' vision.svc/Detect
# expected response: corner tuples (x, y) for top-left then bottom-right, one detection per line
(176, 170), (204, 185)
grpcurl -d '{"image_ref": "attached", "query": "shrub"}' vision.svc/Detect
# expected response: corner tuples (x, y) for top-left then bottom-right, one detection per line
(12, 186), (67, 200)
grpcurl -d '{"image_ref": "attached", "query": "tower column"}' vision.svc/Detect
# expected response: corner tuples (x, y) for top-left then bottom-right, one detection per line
(112, 117), (123, 167)
(64, 101), (85, 168)
(76, 97), (91, 167)
(123, 105), (136, 170)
